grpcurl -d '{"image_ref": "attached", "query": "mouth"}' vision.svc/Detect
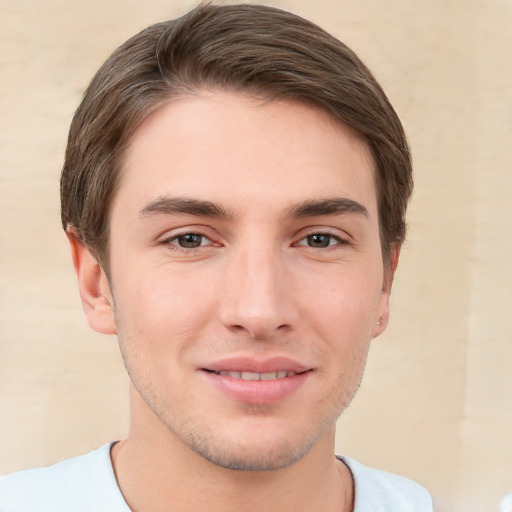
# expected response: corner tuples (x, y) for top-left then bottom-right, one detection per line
(200, 358), (313, 404)
(204, 369), (302, 380)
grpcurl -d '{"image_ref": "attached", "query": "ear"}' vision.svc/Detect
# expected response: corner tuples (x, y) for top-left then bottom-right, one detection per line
(67, 230), (117, 335)
(372, 243), (401, 339)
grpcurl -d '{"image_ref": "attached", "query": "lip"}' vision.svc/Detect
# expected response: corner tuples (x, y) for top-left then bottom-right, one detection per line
(199, 356), (313, 405)
(202, 356), (311, 374)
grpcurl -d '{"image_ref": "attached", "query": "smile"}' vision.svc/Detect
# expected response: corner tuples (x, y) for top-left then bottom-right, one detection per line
(212, 370), (297, 380)
(202, 363), (312, 404)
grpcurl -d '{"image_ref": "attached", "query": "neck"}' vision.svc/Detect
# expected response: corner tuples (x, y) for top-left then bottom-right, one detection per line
(111, 390), (354, 512)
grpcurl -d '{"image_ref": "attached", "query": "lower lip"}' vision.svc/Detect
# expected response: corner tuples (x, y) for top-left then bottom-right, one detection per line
(201, 371), (311, 405)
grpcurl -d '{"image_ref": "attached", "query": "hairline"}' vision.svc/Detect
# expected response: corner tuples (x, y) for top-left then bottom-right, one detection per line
(95, 86), (389, 280)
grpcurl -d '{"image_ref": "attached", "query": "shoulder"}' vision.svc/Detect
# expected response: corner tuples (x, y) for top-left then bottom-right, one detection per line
(339, 456), (433, 512)
(0, 443), (129, 512)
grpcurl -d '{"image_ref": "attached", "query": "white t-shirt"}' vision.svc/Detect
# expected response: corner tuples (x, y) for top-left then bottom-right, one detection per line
(0, 444), (433, 512)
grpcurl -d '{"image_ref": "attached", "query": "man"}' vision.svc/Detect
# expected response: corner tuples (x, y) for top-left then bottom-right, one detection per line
(0, 3), (432, 511)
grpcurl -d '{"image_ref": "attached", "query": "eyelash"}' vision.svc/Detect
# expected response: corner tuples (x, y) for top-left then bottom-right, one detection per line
(160, 230), (348, 252)
(295, 232), (348, 249)
(160, 231), (216, 252)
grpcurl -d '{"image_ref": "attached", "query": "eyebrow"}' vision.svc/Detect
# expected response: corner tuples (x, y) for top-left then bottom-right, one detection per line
(139, 196), (231, 219)
(286, 198), (369, 219)
(138, 196), (369, 221)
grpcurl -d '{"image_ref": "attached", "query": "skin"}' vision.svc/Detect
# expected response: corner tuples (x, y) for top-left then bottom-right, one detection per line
(69, 91), (398, 512)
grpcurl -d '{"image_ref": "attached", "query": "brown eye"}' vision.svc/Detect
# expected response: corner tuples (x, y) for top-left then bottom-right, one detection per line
(174, 234), (205, 248)
(306, 234), (334, 248)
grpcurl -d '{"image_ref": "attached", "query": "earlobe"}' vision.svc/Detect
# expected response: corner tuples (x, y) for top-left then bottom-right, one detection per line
(372, 297), (390, 339)
(67, 230), (117, 335)
(372, 243), (402, 339)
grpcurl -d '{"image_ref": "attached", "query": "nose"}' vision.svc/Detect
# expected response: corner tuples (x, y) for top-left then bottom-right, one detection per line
(218, 246), (299, 340)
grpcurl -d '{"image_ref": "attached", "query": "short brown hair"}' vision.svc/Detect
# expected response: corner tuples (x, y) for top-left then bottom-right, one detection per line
(61, 2), (412, 273)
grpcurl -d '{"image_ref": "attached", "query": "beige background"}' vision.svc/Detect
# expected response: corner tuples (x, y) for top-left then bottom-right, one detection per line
(1, 1), (511, 511)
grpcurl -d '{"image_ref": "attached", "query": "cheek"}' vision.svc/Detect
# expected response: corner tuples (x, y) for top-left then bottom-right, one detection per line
(304, 272), (381, 387)
(309, 270), (382, 332)
(112, 267), (217, 356)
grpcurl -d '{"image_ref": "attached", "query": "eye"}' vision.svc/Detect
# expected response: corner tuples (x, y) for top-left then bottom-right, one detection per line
(169, 233), (211, 249)
(297, 233), (344, 249)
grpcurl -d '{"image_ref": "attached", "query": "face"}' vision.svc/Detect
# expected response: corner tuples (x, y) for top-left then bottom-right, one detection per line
(81, 91), (393, 471)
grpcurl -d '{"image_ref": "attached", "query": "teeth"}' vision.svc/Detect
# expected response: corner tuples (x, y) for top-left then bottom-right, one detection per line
(216, 370), (297, 380)
(241, 371), (260, 380)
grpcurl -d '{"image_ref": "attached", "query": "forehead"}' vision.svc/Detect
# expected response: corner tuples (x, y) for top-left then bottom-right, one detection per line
(116, 90), (377, 217)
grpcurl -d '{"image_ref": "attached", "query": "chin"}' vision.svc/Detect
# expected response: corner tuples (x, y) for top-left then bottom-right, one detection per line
(188, 436), (315, 472)
(169, 414), (334, 473)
